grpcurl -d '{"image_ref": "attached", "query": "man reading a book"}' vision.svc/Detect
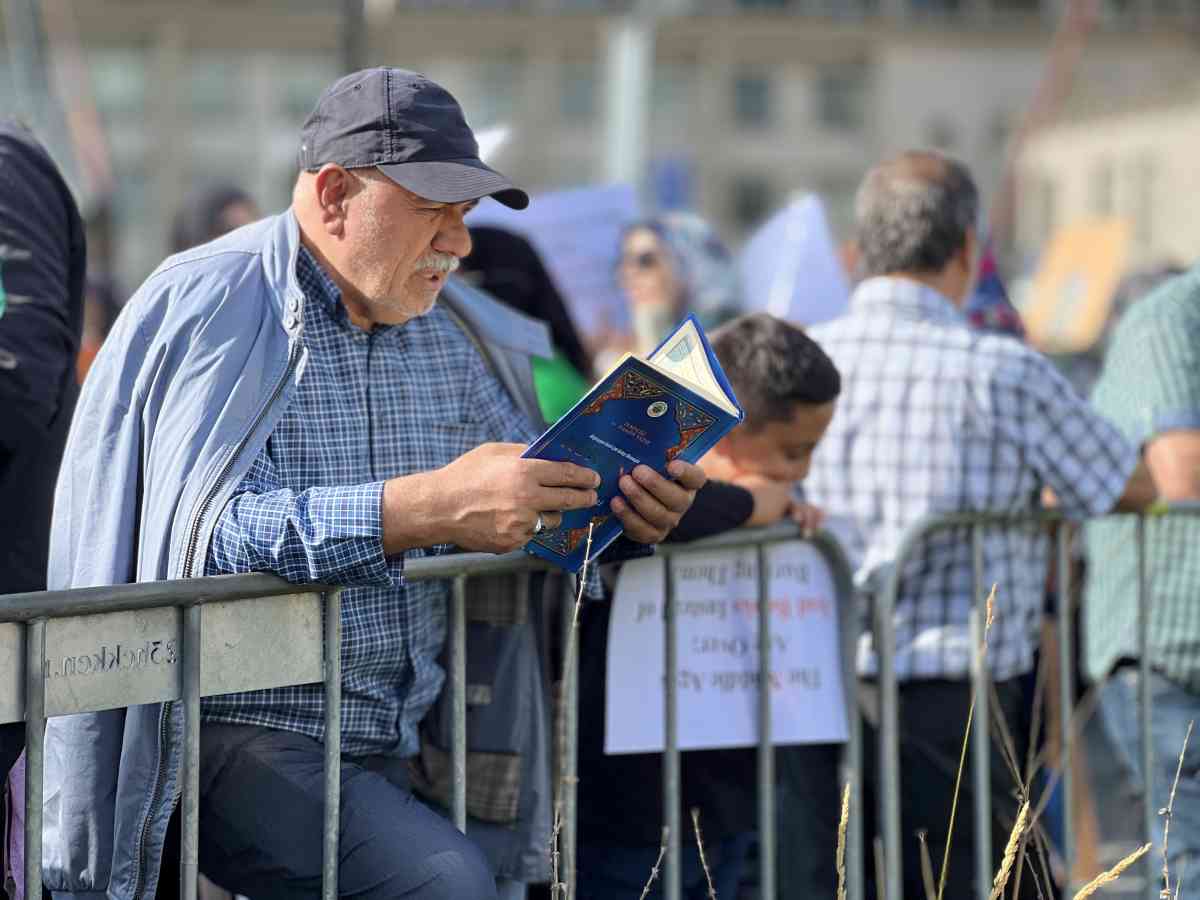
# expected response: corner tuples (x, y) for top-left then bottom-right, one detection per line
(44, 68), (704, 900)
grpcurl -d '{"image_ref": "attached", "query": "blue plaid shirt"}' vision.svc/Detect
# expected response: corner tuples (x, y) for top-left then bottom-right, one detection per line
(201, 246), (537, 757)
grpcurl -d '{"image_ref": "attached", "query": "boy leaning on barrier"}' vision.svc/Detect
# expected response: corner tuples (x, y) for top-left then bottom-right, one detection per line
(574, 312), (841, 900)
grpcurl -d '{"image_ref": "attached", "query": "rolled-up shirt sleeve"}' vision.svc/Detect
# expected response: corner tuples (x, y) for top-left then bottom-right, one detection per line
(206, 445), (395, 586)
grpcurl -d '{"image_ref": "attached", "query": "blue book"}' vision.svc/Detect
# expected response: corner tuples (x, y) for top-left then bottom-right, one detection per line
(523, 315), (744, 572)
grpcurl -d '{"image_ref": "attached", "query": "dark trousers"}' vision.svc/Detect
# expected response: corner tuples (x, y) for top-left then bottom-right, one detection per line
(775, 680), (1047, 900)
(0, 723), (22, 783)
(193, 724), (497, 900)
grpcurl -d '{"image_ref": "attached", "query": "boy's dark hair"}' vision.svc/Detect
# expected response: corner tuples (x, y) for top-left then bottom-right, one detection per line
(711, 313), (840, 430)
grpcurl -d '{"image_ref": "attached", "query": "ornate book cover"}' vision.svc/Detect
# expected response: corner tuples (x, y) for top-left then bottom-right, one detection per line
(523, 316), (743, 572)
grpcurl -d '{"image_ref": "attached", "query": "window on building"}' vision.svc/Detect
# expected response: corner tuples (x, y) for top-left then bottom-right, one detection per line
(89, 49), (148, 124)
(189, 54), (244, 121)
(990, 0), (1040, 12)
(907, 0), (964, 15)
(1131, 155), (1157, 249)
(816, 63), (868, 132)
(1090, 161), (1116, 217)
(475, 54), (524, 127)
(651, 62), (695, 136)
(733, 72), (772, 129)
(730, 175), (773, 230)
(280, 57), (339, 126)
(560, 62), (596, 124)
(923, 116), (959, 151)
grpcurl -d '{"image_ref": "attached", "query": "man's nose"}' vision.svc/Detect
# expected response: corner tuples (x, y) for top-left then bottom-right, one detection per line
(433, 210), (472, 259)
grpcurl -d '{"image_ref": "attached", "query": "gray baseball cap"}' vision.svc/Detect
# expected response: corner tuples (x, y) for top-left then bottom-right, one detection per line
(298, 67), (528, 210)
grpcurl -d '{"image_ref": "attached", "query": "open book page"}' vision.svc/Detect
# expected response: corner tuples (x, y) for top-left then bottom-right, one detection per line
(646, 318), (738, 415)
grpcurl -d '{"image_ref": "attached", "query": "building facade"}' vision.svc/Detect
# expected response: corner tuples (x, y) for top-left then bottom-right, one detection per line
(2, 0), (1195, 292)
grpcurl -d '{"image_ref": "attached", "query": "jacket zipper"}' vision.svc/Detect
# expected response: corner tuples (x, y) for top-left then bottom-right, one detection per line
(130, 339), (301, 900)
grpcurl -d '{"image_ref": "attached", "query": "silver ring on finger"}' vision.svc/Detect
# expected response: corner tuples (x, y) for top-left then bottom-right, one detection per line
(532, 513), (546, 535)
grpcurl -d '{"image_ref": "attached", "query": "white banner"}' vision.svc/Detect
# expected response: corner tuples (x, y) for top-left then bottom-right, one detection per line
(604, 540), (848, 754)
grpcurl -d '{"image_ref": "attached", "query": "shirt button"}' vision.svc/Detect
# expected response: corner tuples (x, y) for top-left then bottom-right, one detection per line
(288, 296), (301, 313)
(284, 315), (296, 330)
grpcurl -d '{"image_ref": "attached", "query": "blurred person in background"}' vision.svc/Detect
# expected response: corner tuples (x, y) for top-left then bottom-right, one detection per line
(803, 149), (1158, 899)
(1084, 264), (1200, 888)
(170, 181), (259, 254)
(575, 313), (839, 900)
(44, 67), (703, 900)
(617, 213), (741, 357)
(0, 120), (86, 788)
(459, 226), (592, 422)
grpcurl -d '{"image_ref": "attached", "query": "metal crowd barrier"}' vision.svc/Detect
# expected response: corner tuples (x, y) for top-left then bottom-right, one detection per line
(875, 504), (1200, 900)
(0, 522), (860, 900)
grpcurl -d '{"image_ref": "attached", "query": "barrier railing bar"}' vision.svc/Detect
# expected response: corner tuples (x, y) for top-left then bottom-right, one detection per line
(181, 605), (202, 900)
(813, 530), (865, 900)
(24, 618), (45, 900)
(756, 543), (777, 899)
(971, 524), (991, 900)
(1055, 524), (1074, 890)
(560, 575), (579, 899)
(450, 576), (468, 833)
(322, 589), (342, 900)
(663, 556), (681, 900)
(1137, 518), (1154, 900)
(878, 559), (903, 900)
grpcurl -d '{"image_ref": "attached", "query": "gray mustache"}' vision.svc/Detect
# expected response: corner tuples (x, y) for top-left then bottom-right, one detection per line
(416, 253), (460, 275)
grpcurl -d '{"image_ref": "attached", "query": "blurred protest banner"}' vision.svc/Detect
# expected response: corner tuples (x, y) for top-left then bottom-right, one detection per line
(1021, 217), (1132, 354)
(467, 183), (638, 337)
(738, 193), (850, 327)
(604, 540), (848, 754)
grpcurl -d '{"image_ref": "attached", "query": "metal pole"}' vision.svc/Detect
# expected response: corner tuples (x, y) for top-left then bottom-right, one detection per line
(971, 525), (992, 900)
(877, 568), (903, 900)
(340, 0), (366, 75)
(561, 576), (579, 899)
(1056, 525), (1075, 888)
(450, 576), (468, 832)
(24, 619), (46, 900)
(757, 545), (777, 900)
(601, 13), (653, 197)
(663, 558), (681, 900)
(1137, 517), (1155, 900)
(323, 589), (342, 900)
(181, 605), (202, 900)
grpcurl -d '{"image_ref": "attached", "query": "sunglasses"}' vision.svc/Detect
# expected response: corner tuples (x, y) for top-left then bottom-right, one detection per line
(620, 250), (663, 271)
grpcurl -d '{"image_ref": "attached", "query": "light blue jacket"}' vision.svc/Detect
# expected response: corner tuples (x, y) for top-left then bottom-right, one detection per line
(43, 211), (552, 899)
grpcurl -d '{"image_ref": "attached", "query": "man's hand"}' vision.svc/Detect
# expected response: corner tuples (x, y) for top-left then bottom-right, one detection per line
(611, 460), (706, 544)
(382, 443), (600, 555)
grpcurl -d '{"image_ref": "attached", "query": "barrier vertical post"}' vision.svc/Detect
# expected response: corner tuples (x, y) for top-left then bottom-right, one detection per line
(971, 525), (991, 900)
(757, 544), (776, 899)
(878, 567), (903, 900)
(450, 576), (468, 833)
(1055, 524), (1075, 887)
(561, 575), (579, 899)
(323, 589), (342, 900)
(663, 557), (681, 900)
(1137, 517), (1155, 900)
(181, 605), (202, 900)
(24, 618), (46, 900)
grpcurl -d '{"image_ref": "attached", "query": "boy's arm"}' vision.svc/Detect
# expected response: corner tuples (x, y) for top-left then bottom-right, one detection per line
(665, 480), (755, 543)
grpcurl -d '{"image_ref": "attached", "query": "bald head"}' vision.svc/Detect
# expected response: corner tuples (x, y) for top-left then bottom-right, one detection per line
(855, 150), (979, 292)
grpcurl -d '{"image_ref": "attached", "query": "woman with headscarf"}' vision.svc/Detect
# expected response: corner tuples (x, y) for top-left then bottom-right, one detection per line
(618, 212), (742, 355)
(460, 226), (594, 423)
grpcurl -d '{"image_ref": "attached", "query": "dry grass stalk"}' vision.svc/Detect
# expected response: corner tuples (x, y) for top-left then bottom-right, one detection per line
(935, 584), (998, 900)
(836, 782), (850, 900)
(988, 801), (1029, 900)
(1072, 843), (1151, 899)
(549, 805), (565, 900)
(690, 808), (718, 900)
(917, 831), (937, 900)
(639, 828), (670, 900)
(1161, 720), (1194, 899)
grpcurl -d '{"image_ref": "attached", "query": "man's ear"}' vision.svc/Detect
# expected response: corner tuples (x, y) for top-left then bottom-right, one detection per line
(313, 164), (353, 238)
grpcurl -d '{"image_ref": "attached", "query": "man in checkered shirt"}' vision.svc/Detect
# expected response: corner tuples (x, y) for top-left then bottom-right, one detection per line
(803, 150), (1157, 898)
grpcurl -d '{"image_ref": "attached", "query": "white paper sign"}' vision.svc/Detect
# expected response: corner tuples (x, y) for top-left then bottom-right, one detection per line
(739, 194), (851, 328)
(604, 540), (849, 754)
(466, 183), (639, 337)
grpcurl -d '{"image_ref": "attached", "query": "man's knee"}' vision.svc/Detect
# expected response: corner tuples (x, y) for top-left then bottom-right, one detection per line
(397, 844), (498, 900)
